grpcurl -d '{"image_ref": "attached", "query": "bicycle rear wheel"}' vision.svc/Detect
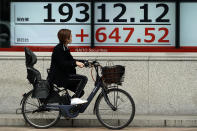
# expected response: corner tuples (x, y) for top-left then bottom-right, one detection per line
(22, 91), (61, 128)
(95, 88), (135, 129)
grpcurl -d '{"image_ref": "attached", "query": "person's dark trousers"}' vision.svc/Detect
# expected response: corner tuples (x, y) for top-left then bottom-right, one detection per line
(66, 74), (88, 98)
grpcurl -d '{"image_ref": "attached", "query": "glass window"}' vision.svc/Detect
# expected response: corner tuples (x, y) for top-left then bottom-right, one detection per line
(0, 0), (180, 52)
(0, 0), (10, 48)
(180, 2), (197, 46)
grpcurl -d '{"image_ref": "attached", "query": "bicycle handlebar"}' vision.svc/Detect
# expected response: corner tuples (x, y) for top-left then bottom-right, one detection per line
(83, 60), (101, 68)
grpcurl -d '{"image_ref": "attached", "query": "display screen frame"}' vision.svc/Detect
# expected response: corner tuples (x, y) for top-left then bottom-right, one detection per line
(0, 0), (185, 52)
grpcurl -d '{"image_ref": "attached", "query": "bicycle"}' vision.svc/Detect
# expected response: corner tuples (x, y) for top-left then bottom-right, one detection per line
(21, 47), (135, 129)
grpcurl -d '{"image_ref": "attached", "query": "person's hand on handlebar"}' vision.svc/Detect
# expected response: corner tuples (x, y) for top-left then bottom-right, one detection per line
(76, 61), (84, 68)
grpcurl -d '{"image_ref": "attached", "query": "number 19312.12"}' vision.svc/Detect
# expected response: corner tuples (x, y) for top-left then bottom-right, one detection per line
(43, 3), (170, 23)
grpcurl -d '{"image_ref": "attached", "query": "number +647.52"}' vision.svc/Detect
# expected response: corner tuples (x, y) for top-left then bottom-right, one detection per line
(95, 27), (169, 43)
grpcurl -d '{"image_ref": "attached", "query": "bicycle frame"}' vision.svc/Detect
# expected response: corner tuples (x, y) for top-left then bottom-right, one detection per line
(46, 61), (114, 118)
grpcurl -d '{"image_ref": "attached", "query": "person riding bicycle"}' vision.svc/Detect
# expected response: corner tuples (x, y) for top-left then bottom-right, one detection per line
(47, 29), (88, 105)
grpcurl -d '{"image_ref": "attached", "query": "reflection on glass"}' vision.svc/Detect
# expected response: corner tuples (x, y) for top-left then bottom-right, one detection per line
(0, 0), (10, 48)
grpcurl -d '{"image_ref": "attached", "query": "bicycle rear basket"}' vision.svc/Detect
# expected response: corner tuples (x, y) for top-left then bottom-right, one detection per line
(101, 65), (125, 85)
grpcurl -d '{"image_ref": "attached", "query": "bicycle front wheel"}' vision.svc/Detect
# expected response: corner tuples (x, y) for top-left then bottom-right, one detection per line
(95, 88), (135, 129)
(22, 91), (61, 128)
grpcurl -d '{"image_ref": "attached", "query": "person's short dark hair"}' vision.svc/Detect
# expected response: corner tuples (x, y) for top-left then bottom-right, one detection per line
(57, 29), (71, 45)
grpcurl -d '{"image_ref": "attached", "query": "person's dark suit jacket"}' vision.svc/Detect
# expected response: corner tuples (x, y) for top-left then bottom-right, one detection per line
(48, 43), (77, 85)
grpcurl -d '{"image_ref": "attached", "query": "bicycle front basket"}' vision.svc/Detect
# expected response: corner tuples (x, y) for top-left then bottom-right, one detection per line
(101, 65), (125, 85)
